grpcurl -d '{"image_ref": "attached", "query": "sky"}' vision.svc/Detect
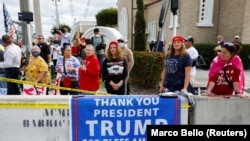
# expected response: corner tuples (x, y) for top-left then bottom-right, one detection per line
(0, 0), (117, 37)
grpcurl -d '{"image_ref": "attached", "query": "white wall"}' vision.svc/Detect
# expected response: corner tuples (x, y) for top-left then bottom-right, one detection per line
(0, 95), (189, 141)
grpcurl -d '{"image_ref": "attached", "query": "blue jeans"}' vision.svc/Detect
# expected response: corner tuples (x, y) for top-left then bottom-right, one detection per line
(97, 53), (104, 67)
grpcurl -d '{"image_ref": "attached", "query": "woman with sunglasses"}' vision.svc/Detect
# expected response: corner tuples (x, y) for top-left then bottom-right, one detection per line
(102, 41), (128, 95)
(206, 41), (245, 96)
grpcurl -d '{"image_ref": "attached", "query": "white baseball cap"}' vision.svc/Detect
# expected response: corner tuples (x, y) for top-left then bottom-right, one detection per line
(235, 35), (240, 39)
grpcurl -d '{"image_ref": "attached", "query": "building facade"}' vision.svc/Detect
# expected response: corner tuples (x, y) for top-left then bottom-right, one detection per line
(71, 21), (96, 36)
(117, 0), (250, 50)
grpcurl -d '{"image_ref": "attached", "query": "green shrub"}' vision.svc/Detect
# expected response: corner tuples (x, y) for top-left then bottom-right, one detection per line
(194, 43), (217, 65)
(238, 44), (250, 70)
(130, 51), (165, 88)
(130, 43), (250, 89)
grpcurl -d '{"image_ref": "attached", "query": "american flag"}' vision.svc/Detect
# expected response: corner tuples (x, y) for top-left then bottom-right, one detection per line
(3, 3), (16, 39)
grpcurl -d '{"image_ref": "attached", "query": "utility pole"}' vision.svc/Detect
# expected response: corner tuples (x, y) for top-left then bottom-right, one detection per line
(171, 0), (179, 36)
(33, 0), (42, 36)
(53, 0), (60, 28)
(20, 0), (32, 57)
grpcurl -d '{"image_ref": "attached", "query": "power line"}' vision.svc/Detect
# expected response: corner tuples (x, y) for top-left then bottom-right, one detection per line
(69, 0), (75, 23)
(83, 0), (91, 19)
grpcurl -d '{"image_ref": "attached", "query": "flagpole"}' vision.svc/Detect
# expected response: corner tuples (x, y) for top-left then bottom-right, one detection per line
(3, 3), (17, 41)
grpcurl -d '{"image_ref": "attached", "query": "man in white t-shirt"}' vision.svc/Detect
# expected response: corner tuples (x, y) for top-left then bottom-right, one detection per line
(0, 35), (22, 95)
(184, 36), (199, 85)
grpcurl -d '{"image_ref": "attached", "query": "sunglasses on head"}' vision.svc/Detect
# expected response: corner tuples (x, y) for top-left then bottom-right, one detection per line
(222, 42), (234, 47)
(220, 41), (234, 48)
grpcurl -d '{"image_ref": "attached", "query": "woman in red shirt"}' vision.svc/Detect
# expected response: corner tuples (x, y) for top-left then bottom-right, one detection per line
(78, 44), (100, 93)
(71, 39), (80, 57)
(207, 41), (245, 96)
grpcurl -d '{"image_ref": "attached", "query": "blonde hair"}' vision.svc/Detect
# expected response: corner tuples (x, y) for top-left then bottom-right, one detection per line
(167, 42), (187, 58)
(105, 47), (123, 60)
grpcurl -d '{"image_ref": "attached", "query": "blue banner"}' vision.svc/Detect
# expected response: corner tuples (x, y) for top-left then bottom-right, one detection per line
(70, 95), (181, 141)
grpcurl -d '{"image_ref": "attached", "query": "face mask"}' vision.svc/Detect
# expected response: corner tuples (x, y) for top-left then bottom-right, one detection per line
(217, 41), (221, 44)
(32, 52), (40, 57)
(119, 43), (124, 47)
(95, 34), (100, 37)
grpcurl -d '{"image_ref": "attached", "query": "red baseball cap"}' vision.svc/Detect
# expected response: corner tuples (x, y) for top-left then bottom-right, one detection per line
(109, 40), (119, 47)
(172, 35), (184, 43)
(80, 36), (86, 41)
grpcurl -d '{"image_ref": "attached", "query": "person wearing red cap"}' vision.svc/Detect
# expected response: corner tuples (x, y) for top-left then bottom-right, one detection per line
(71, 39), (80, 58)
(102, 41), (128, 95)
(159, 35), (194, 94)
(76, 32), (87, 59)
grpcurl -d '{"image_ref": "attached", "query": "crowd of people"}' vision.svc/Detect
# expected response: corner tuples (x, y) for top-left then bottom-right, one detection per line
(0, 25), (247, 97)
(0, 26), (134, 96)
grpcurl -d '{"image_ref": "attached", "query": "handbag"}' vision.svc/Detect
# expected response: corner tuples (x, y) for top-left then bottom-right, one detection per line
(62, 76), (73, 88)
(62, 57), (77, 88)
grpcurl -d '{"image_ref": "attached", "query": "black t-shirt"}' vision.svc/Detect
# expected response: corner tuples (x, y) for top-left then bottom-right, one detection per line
(37, 43), (51, 63)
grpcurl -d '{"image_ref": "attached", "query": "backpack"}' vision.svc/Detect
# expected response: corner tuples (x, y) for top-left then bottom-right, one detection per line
(91, 36), (106, 51)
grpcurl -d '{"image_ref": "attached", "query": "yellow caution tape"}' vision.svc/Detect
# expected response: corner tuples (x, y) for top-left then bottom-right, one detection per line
(0, 102), (191, 109)
(0, 77), (192, 109)
(0, 102), (68, 109)
(181, 104), (192, 108)
(0, 77), (109, 95)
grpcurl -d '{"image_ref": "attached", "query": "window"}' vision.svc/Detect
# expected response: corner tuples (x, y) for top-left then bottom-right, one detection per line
(197, 0), (214, 27)
(147, 21), (156, 41)
(119, 7), (128, 40)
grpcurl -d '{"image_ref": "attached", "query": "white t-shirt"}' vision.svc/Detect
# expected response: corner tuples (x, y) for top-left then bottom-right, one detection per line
(187, 46), (199, 76)
(0, 43), (22, 68)
(52, 44), (61, 60)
